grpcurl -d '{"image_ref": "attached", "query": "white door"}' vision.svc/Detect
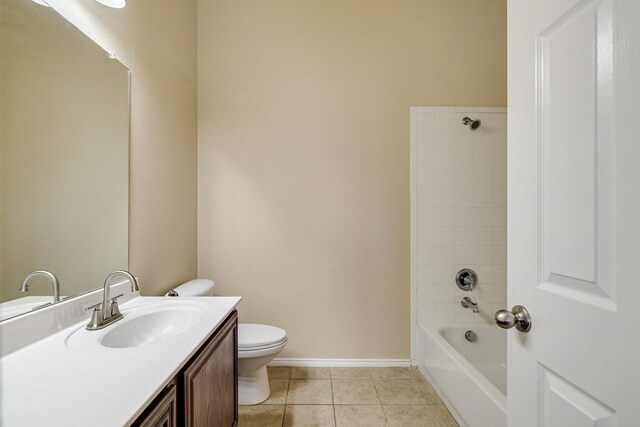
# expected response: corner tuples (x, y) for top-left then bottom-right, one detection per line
(508, 0), (640, 425)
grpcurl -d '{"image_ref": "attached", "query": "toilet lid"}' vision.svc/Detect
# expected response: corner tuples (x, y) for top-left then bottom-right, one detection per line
(238, 324), (287, 350)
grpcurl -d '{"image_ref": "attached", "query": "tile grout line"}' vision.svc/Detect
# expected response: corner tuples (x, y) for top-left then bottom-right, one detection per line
(330, 376), (337, 427)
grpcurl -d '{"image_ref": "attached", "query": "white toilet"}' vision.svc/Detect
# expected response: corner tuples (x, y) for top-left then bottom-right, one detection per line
(167, 279), (287, 405)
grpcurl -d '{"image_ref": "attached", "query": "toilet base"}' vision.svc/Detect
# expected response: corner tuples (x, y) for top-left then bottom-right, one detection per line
(238, 365), (270, 405)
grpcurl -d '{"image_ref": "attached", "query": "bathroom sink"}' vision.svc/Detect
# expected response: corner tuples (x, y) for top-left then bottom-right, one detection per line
(66, 300), (209, 351)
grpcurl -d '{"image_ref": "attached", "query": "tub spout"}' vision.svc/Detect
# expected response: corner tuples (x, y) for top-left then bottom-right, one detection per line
(461, 297), (479, 313)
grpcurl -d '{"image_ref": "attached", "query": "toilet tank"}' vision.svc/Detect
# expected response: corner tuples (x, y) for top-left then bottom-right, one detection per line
(166, 279), (215, 297)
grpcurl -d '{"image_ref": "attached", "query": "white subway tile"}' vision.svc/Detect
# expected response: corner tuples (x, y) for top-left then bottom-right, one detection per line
(417, 303), (437, 324)
(435, 189), (455, 207)
(454, 227), (475, 245)
(454, 170), (476, 188)
(436, 227), (454, 245)
(435, 112), (456, 131)
(436, 265), (455, 284)
(493, 170), (507, 189)
(474, 151), (493, 170)
(473, 245), (493, 265)
(416, 188), (436, 207)
(417, 265), (437, 284)
(417, 245), (437, 265)
(455, 189), (475, 207)
(436, 245), (455, 264)
(474, 113), (507, 130)
(492, 208), (507, 226)
(454, 208), (474, 227)
(474, 207), (494, 227)
(492, 245), (507, 265)
(454, 131), (474, 151)
(454, 151), (475, 170)
(416, 131), (437, 150)
(493, 188), (507, 208)
(454, 245), (475, 264)
(493, 265), (507, 284)
(417, 284), (438, 302)
(417, 226), (437, 245)
(416, 207), (437, 227)
(475, 283), (507, 302)
(436, 303), (455, 323)
(473, 227), (493, 246)
(493, 151), (507, 170)
(434, 151), (456, 170)
(494, 132), (508, 151)
(435, 171), (455, 189)
(473, 170), (493, 189)
(475, 130), (500, 151)
(436, 208), (454, 227)
(492, 227), (507, 246)
(474, 188), (493, 208)
(417, 150), (435, 171)
(473, 264), (494, 284)
(436, 283), (455, 302)
(435, 132), (455, 150)
(417, 169), (436, 189)
(416, 112), (436, 131)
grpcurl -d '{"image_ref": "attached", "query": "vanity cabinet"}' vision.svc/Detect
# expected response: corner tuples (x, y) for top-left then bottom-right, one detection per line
(134, 380), (178, 427)
(183, 310), (238, 426)
(133, 310), (238, 427)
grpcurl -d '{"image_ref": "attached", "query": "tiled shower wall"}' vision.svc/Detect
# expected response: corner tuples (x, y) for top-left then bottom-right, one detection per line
(410, 107), (507, 361)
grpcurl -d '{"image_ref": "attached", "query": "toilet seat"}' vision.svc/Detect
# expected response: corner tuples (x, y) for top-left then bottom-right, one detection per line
(238, 324), (287, 351)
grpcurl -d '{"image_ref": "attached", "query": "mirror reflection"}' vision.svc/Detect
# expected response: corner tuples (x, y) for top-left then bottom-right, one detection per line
(0, 0), (130, 320)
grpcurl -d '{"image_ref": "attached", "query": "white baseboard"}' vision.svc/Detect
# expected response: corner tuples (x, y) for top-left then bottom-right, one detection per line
(268, 358), (412, 368)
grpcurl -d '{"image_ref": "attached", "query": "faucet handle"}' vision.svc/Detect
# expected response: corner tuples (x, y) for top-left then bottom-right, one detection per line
(85, 302), (102, 311)
(85, 303), (102, 330)
(111, 294), (124, 302)
(110, 294), (124, 317)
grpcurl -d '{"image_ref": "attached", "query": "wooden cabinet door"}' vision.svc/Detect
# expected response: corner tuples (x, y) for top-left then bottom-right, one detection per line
(134, 381), (177, 427)
(183, 311), (238, 427)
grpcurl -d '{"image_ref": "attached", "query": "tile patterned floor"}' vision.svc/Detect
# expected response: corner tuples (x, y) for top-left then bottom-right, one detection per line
(238, 367), (459, 427)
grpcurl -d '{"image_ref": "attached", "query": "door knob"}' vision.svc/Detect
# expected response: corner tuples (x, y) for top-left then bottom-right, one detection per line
(494, 305), (532, 332)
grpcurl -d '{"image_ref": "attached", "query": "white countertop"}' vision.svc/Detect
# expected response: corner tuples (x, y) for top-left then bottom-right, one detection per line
(0, 296), (241, 427)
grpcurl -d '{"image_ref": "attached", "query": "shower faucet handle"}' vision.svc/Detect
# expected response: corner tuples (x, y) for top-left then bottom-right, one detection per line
(494, 305), (532, 333)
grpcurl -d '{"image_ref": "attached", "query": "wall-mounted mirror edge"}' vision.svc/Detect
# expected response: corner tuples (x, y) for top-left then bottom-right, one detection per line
(0, 0), (131, 322)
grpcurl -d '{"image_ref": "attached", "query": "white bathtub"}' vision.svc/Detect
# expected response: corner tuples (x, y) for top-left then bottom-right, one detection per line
(417, 323), (507, 427)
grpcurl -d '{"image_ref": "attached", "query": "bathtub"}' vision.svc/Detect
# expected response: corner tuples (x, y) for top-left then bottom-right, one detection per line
(417, 323), (507, 427)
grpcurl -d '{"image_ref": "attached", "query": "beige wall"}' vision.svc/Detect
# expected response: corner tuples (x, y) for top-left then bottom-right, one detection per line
(44, 0), (198, 296)
(198, 0), (506, 358)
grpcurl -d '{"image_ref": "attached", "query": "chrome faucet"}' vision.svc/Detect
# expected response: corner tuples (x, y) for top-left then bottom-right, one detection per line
(86, 270), (139, 330)
(21, 270), (61, 303)
(461, 297), (479, 313)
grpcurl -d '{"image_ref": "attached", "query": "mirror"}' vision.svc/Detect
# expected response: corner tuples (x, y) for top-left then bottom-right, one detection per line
(0, 0), (129, 321)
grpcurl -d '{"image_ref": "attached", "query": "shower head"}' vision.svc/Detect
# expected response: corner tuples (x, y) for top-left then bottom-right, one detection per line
(462, 117), (481, 131)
